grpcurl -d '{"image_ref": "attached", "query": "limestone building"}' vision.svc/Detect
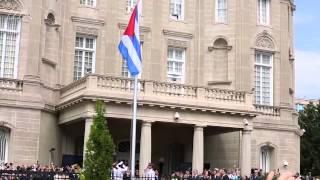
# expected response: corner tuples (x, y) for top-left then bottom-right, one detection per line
(0, 0), (301, 176)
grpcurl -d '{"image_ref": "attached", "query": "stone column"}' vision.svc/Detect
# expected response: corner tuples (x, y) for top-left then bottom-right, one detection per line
(241, 127), (252, 177)
(83, 117), (93, 162)
(192, 125), (204, 173)
(139, 121), (152, 176)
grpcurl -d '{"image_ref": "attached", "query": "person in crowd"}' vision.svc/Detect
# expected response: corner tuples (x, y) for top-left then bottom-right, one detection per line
(144, 163), (156, 178)
(184, 169), (192, 180)
(221, 168), (230, 180)
(203, 169), (211, 180)
(250, 168), (261, 180)
(212, 168), (221, 180)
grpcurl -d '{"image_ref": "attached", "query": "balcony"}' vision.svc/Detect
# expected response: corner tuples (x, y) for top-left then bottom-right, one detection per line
(254, 104), (280, 116)
(0, 78), (23, 94)
(58, 74), (257, 115)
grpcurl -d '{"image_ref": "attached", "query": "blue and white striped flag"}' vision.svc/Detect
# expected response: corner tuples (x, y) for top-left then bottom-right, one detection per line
(118, 0), (142, 76)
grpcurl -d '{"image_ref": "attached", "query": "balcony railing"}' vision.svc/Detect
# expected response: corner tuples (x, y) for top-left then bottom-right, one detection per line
(0, 78), (23, 93)
(254, 104), (280, 116)
(59, 74), (254, 113)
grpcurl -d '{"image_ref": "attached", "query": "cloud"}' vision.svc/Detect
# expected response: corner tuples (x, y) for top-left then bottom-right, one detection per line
(295, 50), (320, 99)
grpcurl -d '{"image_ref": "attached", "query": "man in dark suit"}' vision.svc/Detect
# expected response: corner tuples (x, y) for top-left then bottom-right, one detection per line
(221, 169), (230, 180)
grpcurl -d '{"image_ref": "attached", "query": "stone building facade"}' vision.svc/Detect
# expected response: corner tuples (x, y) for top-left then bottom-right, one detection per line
(0, 0), (301, 176)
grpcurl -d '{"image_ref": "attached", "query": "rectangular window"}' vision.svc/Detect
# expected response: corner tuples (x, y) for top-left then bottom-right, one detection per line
(126, 0), (137, 12)
(73, 35), (96, 81)
(167, 47), (185, 83)
(258, 0), (270, 25)
(255, 52), (273, 105)
(80, 0), (96, 7)
(215, 0), (227, 23)
(0, 15), (21, 79)
(121, 59), (130, 78)
(170, 0), (184, 21)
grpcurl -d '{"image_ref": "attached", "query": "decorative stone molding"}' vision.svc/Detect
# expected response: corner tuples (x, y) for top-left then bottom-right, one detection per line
(163, 29), (193, 39)
(208, 81), (232, 86)
(42, 58), (57, 68)
(75, 26), (99, 36)
(208, 45), (232, 52)
(0, 0), (23, 11)
(71, 16), (105, 26)
(167, 39), (188, 48)
(0, 121), (15, 129)
(208, 37), (232, 52)
(118, 23), (151, 33)
(255, 31), (276, 50)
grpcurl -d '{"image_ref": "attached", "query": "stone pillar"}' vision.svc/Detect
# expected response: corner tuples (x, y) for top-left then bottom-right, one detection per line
(139, 121), (152, 176)
(192, 125), (204, 173)
(241, 127), (252, 177)
(83, 118), (93, 162)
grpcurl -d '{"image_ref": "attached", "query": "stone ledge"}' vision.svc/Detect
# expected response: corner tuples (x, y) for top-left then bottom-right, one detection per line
(163, 29), (193, 39)
(71, 16), (105, 26)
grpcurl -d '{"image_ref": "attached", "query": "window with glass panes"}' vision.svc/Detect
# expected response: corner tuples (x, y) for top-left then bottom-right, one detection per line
(126, 0), (137, 12)
(260, 146), (271, 173)
(255, 52), (273, 105)
(0, 128), (9, 164)
(167, 47), (185, 83)
(73, 35), (96, 81)
(80, 0), (96, 7)
(122, 59), (130, 77)
(170, 0), (184, 20)
(258, 0), (270, 25)
(215, 0), (227, 23)
(0, 15), (21, 79)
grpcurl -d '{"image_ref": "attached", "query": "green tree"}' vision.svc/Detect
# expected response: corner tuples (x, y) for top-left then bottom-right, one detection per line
(84, 101), (115, 180)
(299, 102), (320, 176)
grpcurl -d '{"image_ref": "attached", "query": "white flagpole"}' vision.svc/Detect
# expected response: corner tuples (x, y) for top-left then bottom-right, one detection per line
(130, 75), (138, 178)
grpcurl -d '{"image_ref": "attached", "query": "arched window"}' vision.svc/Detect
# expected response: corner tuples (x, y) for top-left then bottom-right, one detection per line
(46, 13), (55, 25)
(260, 145), (274, 173)
(254, 31), (275, 105)
(0, 128), (10, 164)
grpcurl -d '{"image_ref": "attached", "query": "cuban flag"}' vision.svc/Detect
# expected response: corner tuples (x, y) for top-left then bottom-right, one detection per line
(118, 0), (142, 76)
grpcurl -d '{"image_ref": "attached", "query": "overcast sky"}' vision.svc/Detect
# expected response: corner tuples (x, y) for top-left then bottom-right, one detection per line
(295, 0), (320, 99)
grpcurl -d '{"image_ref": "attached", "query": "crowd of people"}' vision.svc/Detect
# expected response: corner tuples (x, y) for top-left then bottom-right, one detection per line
(0, 162), (81, 179)
(112, 161), (245, 180)
(0, 162), (82, 174)
(111, 161), (306, 180)
(0, 161), (309, 180)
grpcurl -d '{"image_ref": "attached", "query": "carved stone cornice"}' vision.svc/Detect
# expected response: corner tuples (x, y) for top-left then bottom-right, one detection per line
(75, 26), (99, 36)
(208, 46), (232, 52)
(255, 31), (275, 50)
(71, 16), (105, 26)
(118, 23), (151, 33)
(163, 29), (193, 39)
(167, 39), (188, 48)
(56, 95), (258, 118)
(0, 0), (23, 11)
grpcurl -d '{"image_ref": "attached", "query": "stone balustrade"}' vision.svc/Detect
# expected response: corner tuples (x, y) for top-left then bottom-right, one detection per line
(206, 88), (246, 102)
(254, 104), (280, 116)
(59, 74), (253, 113)
(97, 75), (145, 92)
(0, 75), (284, 116)
(0, 78), (23, 93)
(152, 82), (197, 98)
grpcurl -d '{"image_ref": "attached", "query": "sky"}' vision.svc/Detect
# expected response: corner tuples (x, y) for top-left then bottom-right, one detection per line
(295, 0), (320, 99)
